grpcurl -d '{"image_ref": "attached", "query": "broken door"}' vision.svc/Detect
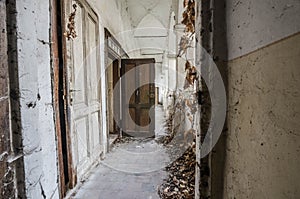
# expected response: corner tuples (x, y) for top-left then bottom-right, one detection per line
(121, 59), (156, 138)
(65, 0), (103, 181)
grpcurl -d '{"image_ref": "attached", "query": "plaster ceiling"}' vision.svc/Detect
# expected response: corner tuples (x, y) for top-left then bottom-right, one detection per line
(121, 0), (176, 60)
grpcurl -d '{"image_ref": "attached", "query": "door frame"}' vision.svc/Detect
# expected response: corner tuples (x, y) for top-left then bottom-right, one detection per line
(104, 28), (128, 149)
(51, 0), (75, 197)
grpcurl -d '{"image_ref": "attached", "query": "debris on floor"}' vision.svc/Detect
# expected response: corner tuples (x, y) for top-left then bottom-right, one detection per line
(158, 142), (196, 199)
(108, 106), (197, 199)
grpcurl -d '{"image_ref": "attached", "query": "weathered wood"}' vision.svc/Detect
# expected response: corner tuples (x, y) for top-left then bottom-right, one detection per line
(121, 59), (156, 137)
(61, 0), (76, 190)
(64, 0), (103, 183)
(50, 0), (66, 197)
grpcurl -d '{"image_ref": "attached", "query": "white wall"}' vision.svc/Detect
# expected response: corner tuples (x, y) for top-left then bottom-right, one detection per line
(16, 0), (59, 198)
(87, 0), (139, 57)
(226, 0), (300, 60)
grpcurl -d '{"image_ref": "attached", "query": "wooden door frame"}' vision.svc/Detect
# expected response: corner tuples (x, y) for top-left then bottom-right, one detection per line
(51, 0), (75, 197)
(104, 28), (128, 149)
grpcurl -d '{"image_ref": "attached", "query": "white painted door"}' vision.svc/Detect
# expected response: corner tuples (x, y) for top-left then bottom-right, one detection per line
(67, 0), (103, 180)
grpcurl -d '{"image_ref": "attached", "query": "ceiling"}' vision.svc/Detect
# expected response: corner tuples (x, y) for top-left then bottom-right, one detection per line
(121, 0), (177, 63)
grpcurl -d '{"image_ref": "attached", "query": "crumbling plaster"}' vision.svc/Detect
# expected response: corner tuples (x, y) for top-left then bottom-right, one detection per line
(15, 0), (59, 198)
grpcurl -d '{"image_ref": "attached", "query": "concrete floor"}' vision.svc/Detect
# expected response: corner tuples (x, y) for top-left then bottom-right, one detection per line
(71, 105), (169, 199)
(71, 161), (167, 199)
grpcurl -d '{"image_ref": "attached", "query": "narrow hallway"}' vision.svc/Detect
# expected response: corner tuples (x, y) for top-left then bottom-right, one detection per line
(1, 0), (299, 199)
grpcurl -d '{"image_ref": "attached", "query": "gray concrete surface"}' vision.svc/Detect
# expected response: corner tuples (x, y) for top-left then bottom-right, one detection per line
(71, 105), (169, 199)
(71, 140), (168, 199)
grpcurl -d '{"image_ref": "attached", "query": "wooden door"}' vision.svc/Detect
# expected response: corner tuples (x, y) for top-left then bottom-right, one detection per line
(121, 59), (155, 138)
(66, 0), (103, 180)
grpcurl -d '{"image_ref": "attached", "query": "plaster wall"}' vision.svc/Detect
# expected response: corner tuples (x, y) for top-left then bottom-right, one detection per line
(224, 32), (300, 199)
(86, 0), (139, 57)
(226, 0), (300, 60)
(15, 0), (59, 198)
(223, 1), (300, 198)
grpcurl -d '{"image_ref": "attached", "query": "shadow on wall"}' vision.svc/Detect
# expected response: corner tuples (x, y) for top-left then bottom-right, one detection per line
(211, 0), (228, 198)
(199, 0), (228, 198)
(6, 0), (26, 198)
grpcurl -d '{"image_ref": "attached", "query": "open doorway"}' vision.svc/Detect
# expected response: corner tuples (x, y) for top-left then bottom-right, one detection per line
(104, 29), (128, 146)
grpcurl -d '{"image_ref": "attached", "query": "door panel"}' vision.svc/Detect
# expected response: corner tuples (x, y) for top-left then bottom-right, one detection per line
(73, 4), (86, 105)
(87, 15), (98, 102)
(140, 108), (150, 126)
(91, 111), (100, 149)
(67, 0), (102, 181)
(121, 59), (155, 137)
(75, 117), (88, 164)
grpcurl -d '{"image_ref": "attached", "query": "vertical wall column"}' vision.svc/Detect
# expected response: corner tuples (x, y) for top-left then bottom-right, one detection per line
(174, 0), (186, 90)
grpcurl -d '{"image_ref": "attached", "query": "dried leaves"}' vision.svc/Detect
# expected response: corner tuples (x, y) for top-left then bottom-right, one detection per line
(177, 0), (195, 58)
(159, 2), (199, 197)
(158, 142), (196, 199)
(184, 61), (198, 89)
(177, 35), (190, 57)
(64, 4), (78, 40)
(181, 0), (195, 34)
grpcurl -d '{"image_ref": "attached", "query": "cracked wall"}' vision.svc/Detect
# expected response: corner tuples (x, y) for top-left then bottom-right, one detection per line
(12, 0), (59, 198)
